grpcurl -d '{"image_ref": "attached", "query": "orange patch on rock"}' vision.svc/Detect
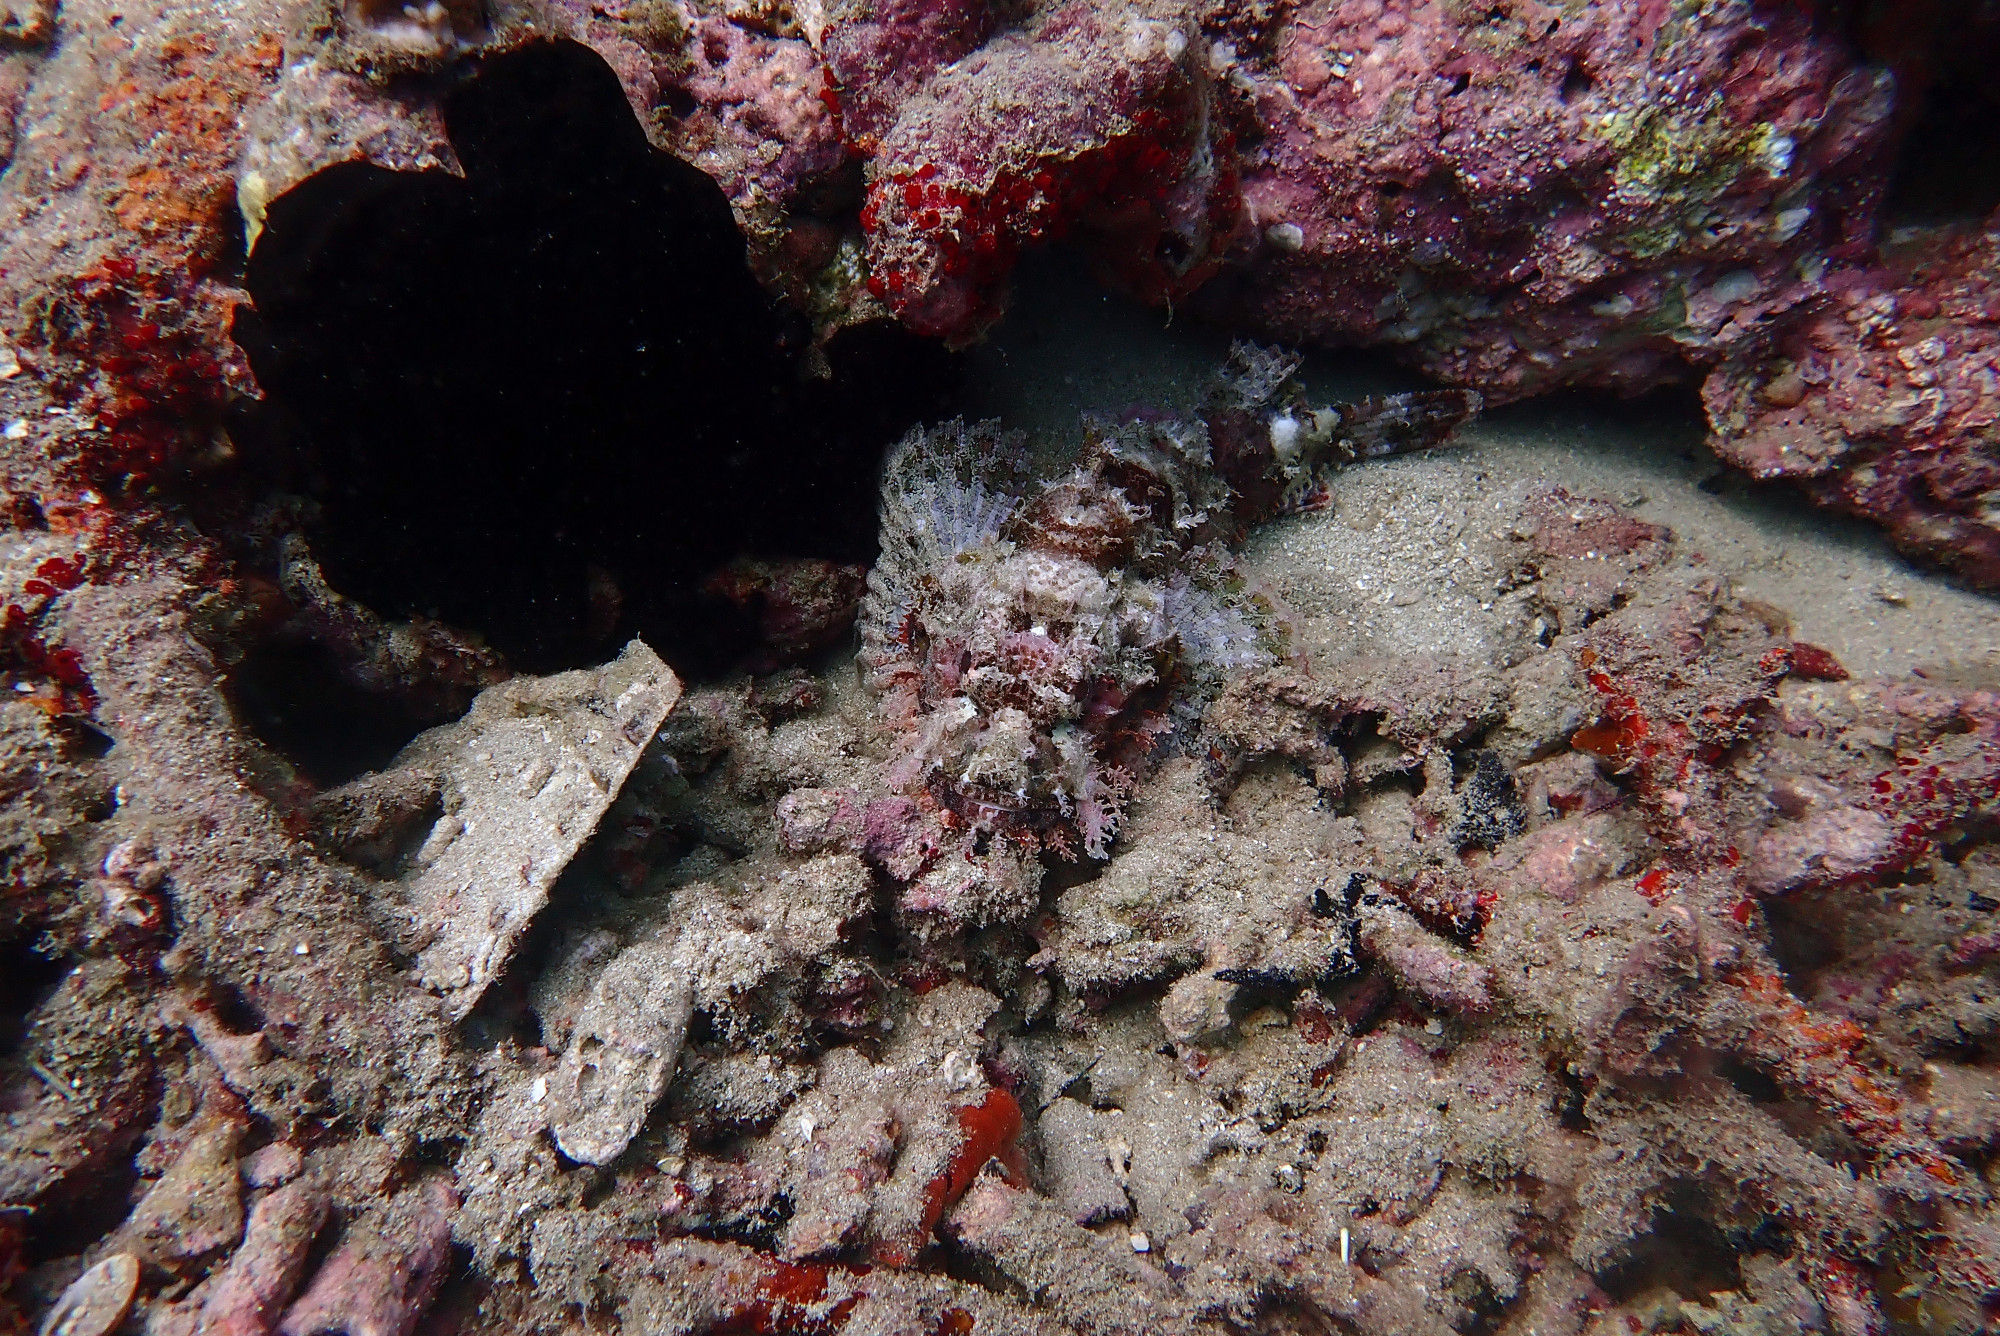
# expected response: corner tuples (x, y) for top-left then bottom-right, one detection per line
(108, 33), (282, 261)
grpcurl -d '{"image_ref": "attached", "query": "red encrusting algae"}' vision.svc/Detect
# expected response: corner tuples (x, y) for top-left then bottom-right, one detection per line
(869, 1087), (1026, 1267)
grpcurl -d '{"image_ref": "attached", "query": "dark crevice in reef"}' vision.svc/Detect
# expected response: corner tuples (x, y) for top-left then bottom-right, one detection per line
(14, 1099), (152, 1268)
(1886, 74), (2000, 225)
(1871, 4), (2000, 225)
(1595, 1189), (1747, 1305)
(233, 38), (959, 677)
(224, 636), (446, 786)
(1759, 894), (1843, 996)
(1477, 379), (1709, 445)
(0, 940), (71, 1056)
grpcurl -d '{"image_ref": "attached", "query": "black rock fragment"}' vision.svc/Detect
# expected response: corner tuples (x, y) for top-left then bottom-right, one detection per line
(1451, 749), (1528, 851)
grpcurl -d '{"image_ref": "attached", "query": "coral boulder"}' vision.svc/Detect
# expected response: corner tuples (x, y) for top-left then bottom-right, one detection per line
(1198, 0), (1896, 401)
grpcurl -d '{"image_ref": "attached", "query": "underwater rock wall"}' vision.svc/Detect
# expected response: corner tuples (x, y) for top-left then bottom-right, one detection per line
(1704, 207), (2000, 591)
(0, 0), (1993, 582)
(1207, 0), (1894, 399)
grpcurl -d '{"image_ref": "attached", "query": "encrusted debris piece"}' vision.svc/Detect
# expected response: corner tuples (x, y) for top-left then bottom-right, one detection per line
(58, 578), (476, 1142)
(384, 639), (680, 1017)
(945, 1175), (1214, 1335)
(1037, 1096), (1130, 1226)
(37, 1253), (139, 1336)
(1357, 895), (1491, 1014)
(547, 939), (694, 1166)
(110, 1117), (246, 1273)
(275, 535), (508, 724)
(198, 1177), (331, 1336)
(276, 1176), (457, 1336)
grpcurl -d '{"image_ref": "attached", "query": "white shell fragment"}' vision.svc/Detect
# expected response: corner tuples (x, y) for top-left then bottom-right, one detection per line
(404, 639), (681, 1018)
(39, 1253), (140, 1336)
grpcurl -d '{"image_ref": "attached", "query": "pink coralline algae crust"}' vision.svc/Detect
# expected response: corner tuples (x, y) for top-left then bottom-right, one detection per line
(1702, 210), (2000, 590)
(1198, 0), (1896, 402)
(856, 0), (1239, 343)
(275, 1176), (458, 1336)
(820, 0), (994, 153)
(1753, 685), (2000, 901)
(674, 16), (849, 218)
(1556, 594), (1976, 1191)
(645, 9), (861, 305)
(559, 0), (855, 312)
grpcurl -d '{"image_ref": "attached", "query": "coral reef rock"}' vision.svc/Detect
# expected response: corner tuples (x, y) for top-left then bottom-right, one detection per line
(5, 338), (1999, 1336)
(546, 939), (695, 1166)
(1200, 0), (1895, 403)
(0, 0), (1997, 1322)
(0, 0), (1980, 588)
(1704, 207), (2000, 590)
(852, 0), (1236, 344)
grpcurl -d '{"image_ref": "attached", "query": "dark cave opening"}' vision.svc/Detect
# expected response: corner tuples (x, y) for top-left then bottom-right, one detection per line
(232, 38), (959, 686)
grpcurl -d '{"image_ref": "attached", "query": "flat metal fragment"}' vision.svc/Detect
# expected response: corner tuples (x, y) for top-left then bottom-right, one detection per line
(548, 940), (693, 1166)
(405, 639), (681, 1018)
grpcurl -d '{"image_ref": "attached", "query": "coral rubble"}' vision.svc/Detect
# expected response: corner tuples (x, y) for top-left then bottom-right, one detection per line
(0, 0), (1998, 1331)
(7, 338), (2000, 1335)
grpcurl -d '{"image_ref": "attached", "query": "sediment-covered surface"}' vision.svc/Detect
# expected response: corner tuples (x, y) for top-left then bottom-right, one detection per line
(6, 337), (1999, 1333)
(0, 0), (1996, 1333)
